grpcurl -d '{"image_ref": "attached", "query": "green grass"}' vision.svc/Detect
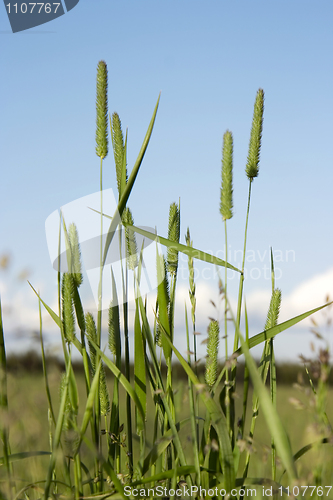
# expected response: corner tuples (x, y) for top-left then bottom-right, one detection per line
(1, 61), (333, 499)
(3, 371), (333, 494)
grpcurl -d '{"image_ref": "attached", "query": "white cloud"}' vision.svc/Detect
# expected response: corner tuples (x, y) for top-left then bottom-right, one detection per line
(280, 267), (333, 324)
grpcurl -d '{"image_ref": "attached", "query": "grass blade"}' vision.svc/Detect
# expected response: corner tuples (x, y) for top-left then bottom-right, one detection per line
(184, 304), (201, 483)
(90, 207), (241, 273)
(233, 300), (333, 357)
(134, 300), (146, 434)
(0, 451), (51, 465)
(0, 296), (13, 494)
(122, 222), (241, 273)
(28, 282), (83, 355)
(78, 361), (102, 445)
(38, 298), (56, 425)
(102, 95), (160, 268)
(44, 352), (73, 499)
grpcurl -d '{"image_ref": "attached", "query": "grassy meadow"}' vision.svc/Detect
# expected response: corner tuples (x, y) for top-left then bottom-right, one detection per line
(1, 61), (333, 499)
(4, 367), (333, 486)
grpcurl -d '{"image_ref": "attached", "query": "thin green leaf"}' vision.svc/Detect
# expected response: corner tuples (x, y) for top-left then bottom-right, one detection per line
(44, 353), (72, 499)
(134, 300), (146, 434)
(78, 361), (102, 444)
(121, 222), (241, 273)
(280, 438), (330, 481)
(101, 95), (160, 268)
(38, 299), (56, 425)
(0, 297), (12, 483)
(142, 435), (174, 476)
(90, 207), (241, 274)
(233, 300), (333, 357)
(0, 451), (51, 465)
(156, 252), (172, 361)
(28, 282), (83, 355)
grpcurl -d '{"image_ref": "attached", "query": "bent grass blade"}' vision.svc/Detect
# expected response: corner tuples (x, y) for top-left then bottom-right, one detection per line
(28, 281), (83, 355)
(90, 210), (242, 273)
(233, 300), (333, 357)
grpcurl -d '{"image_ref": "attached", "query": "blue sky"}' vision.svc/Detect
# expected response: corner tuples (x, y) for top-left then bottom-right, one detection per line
(1, 0), (333, 361)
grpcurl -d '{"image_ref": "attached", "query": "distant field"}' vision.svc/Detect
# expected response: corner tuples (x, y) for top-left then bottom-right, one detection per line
(4, 367), (333, 489)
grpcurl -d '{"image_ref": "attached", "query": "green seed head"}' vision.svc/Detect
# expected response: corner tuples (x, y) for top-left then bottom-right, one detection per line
(95, 60), (108, 159)
(245, 88), (264, 180)
(264, 288), (282, 330)
(99, 371), (110, 416)
(122, 207), (138, 270)
(111, 112), (126, 197)
(62, 273), (75, 343)
(68, 223), (83, 287)
(205, 320), (220, 388)
(167, 202), (180, 276)
(265, 288), (281, 330)
(108, 301), (121, 359)
(85, 312), (97, 369)
(220, 130), (234, 221)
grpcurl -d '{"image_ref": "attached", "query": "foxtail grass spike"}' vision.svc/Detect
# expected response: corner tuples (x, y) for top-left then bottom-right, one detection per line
(108, 302), (121, 361)
(62, 273), (75, 343)
(245, 88), (264, 180)
(264, 288), (282, 330)
(68, 223), (83, 287)
(122, 207), (138, 270)
(111, 112), (126, 196)
(155, 300), (162, 347)
(220, 130), (234, 220)
(108, 307), (117, 357)
(167, 202), (180, 276)
(95, 60), (108, 159)
(161, 254), (170, 305)
(205, 320), (220, 388)
(99, 371), (110, 416)
(85, 312), (110, 416)
(85, 312), (97, 367)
